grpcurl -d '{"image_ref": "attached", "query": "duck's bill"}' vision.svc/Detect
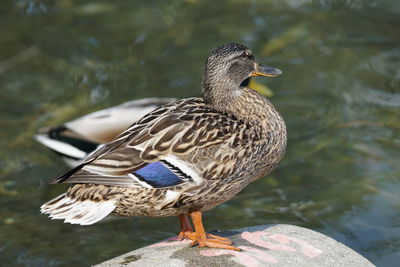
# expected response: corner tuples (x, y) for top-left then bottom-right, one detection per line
(252, 64), (282, 77)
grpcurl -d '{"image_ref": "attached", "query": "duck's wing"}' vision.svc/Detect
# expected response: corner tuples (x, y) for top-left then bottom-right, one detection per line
(50, 98), (242, 190)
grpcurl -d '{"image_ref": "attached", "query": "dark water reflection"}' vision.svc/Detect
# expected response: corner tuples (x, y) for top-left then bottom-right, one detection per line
(1, 0), (399, 266)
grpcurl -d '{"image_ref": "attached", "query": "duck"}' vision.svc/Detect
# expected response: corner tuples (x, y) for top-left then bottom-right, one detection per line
(35, 84), (272, 167)
(40, 43), (287, 251)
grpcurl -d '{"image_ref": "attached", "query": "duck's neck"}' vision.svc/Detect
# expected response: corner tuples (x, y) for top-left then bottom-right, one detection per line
(202, 78), (279, 126)
(202, 77), (240, 110)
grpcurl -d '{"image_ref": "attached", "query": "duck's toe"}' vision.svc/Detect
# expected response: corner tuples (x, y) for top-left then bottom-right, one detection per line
(206, 233), (231, 242)
(196, 238), (240, 251)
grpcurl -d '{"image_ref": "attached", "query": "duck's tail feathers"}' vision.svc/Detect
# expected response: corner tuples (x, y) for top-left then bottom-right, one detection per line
(40, 193), (116, 225)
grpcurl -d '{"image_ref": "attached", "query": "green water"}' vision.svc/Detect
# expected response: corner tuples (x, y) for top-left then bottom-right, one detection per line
(1, 0), (400, 266)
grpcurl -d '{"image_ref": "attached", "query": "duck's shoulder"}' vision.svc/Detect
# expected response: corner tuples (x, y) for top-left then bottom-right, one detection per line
(138, 97), (206, 119)
(123, 97), (242, 135)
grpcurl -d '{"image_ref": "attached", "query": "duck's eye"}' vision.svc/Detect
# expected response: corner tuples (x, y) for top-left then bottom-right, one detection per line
(242, 50), (252, 57)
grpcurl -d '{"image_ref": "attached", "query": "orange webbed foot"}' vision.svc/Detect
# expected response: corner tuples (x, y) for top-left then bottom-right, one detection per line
(190, 235), (235, 246)
(189, 211), (240, 251)
(178, 230), (197, 241)
(177, 215), (196, 241)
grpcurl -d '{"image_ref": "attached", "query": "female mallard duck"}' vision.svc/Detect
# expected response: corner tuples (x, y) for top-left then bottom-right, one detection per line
(41, 43), (287, 251)
(34, 98), (176, 166)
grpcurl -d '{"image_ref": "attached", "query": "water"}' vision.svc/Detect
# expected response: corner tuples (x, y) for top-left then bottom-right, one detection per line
(1, 0), (399, 266)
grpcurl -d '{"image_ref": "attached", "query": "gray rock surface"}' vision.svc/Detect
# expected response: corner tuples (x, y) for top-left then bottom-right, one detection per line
(94, 224), (374, 267)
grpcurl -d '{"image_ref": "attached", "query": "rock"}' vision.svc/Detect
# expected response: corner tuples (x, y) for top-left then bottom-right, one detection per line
(94, 224), (374, 267)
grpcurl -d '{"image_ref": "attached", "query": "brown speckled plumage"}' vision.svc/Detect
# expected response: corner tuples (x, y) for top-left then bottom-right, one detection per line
(41, 43), (287, 231)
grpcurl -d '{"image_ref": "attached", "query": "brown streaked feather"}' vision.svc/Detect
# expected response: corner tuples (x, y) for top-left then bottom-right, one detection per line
(86, 147), (144, 175)
(148, 115), (181, 135)
(61, 169), (137, 187)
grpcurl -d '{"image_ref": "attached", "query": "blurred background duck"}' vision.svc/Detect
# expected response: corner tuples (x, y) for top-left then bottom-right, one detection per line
(40, 43), (286, 251)
(35, 81), (273, 167)
(35, 98), (176, 166)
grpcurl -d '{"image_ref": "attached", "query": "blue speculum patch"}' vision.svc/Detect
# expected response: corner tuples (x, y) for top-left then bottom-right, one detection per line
(134, 161), (183, 187)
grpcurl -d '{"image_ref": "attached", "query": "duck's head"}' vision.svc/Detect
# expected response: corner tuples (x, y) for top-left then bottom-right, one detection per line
(202, 43), (281, 104)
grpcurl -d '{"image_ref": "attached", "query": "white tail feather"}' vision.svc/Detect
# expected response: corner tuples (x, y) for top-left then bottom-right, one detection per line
(41, 193), (116, 225)
(34, 134), (88, 159)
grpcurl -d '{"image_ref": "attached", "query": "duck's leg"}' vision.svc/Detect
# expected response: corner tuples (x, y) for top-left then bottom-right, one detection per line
(177, 215), (196, 240)
(189, 211), (240, 251)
